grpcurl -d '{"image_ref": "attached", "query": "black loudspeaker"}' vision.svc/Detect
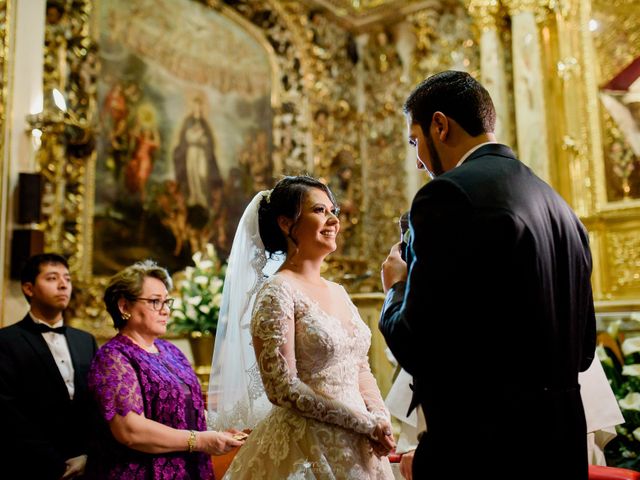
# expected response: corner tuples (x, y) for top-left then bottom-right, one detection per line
(10, 229), (44, 279)
(17, 172), (42, 224)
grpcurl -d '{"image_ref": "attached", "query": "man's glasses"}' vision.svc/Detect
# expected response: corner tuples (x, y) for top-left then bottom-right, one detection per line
(136, 297), (175, 312)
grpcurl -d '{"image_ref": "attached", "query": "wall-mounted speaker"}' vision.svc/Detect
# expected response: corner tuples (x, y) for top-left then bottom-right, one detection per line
(17, 172), (42, 224)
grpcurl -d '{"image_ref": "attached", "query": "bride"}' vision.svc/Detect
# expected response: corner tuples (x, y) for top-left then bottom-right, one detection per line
(208, 175), (395, 479)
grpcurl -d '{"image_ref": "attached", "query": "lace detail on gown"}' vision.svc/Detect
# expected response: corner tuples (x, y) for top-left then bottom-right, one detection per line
(224, 276), (394, 480)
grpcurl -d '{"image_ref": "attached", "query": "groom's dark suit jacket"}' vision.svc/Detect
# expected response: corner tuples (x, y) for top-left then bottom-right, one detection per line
(0, 315), (97, 479)
(380, 144), (596, 479)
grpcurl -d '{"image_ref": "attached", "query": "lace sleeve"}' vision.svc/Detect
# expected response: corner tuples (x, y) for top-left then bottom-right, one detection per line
(251, 281), (378, 437)
(347, 288), (390, 421)
(358, 356), (390, 421)
(88, 346), (144, 422)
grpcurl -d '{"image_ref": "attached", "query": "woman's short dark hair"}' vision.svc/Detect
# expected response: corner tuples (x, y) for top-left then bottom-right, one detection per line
(403, 70), (496, 137)
(103, 260), (173, 329)
(258, 175), (337, 257)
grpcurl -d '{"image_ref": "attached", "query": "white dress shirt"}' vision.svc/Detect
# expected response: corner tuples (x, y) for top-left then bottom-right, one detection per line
(30, 313), (75, 399)
(455, 141), (498, 168)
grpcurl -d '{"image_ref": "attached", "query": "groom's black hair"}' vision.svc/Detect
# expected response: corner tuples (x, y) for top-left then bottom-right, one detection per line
(258, 175), (337, 257)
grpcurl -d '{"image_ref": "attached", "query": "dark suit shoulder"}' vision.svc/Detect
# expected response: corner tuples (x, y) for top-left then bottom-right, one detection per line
(0, 317), (31, 342)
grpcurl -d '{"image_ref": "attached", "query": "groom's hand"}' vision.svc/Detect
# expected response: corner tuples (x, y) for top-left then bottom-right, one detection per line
(381, 243), (407, 293)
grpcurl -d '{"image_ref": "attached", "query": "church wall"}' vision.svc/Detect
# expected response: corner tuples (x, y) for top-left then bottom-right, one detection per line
(1, 0), (47, 325)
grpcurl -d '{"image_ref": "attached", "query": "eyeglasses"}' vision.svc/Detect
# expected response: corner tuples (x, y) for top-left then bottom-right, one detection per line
(136, 297), (175, 312)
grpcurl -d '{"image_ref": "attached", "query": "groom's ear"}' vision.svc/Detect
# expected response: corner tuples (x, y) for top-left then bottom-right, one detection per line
(277, 215), (293, 236)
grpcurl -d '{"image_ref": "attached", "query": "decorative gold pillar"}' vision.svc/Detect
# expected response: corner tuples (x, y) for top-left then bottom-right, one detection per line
(467, 0), (513, 147)
(550, 0), (594, 216)
(0, 0), (10, 313)
(505, 0), (552, 182)
(351, 292), (395, 398)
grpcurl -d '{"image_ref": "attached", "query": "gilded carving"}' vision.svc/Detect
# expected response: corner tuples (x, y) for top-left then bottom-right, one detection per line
(0, 1), (7, 133)
(605, 229), (640, 293)
(591, 1), (640, 204)
(503, 0), (553, 22)
(34, 0), (488, 332)
(0, 0), (8, 308)
(0, 0), (8, 163)
(466, 0), (503, 32)
(39, 0), (316, 332)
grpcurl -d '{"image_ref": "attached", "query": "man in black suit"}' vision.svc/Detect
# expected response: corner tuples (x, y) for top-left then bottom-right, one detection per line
(0, 253), (97, 479)
(379, 71), (596, 479)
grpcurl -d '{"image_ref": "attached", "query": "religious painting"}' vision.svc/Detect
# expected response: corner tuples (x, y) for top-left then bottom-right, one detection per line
(93, 0), (274, 275)
(600, 58), (640, 203)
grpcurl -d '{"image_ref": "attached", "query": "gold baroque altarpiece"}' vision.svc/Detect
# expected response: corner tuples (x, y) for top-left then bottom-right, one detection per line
(28, 0), (640, 335)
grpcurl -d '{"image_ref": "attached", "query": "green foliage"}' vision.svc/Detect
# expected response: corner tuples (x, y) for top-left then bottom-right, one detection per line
(600, 321), (640, 470)
(169, 244), (225, 334)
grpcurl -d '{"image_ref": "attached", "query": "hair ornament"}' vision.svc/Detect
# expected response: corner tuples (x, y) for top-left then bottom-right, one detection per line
(263, 189), (273, 204)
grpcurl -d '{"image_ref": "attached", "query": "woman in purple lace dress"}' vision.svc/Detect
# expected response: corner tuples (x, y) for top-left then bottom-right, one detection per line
(86, 260), (243, 479)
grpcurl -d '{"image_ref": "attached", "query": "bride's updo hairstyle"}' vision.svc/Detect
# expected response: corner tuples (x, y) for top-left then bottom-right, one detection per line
(258, 175), (337, 257)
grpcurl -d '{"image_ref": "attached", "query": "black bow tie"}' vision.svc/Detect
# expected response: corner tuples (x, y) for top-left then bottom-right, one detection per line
(34, 323), (66, 335)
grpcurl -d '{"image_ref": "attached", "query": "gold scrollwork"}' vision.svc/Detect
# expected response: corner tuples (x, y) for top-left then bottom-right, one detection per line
(36, 0), (489, 333)
(466, 0), (504, 32)
(606, 229), (640, 293)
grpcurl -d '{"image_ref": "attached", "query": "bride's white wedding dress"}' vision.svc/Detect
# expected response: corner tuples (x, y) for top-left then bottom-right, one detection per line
(223, 275), (394, 479)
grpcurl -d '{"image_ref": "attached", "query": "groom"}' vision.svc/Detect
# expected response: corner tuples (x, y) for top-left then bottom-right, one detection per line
(379, 71), (596, 479)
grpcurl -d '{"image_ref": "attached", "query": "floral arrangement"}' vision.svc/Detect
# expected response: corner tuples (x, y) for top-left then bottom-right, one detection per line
(599, 320), (640, 470)
(169, 243), (225, 335)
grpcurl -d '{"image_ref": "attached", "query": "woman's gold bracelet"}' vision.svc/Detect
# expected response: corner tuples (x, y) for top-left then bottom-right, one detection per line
(187, 430), (197, 453)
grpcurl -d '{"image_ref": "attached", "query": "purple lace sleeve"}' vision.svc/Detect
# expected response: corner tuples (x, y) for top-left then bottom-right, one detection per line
(88, 345), (144, 422)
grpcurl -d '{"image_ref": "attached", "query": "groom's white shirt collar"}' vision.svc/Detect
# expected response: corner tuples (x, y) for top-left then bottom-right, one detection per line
(455, 141), (497, 168)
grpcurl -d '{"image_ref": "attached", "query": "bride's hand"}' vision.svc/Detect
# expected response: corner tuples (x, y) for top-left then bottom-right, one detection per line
(196, 430), (245, 456)
(370, 419), (395, 455)
(369, 437), (393, 457)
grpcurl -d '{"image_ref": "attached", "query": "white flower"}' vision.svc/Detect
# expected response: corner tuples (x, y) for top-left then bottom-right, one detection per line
(172, 309), (186, 319)
(185, 266), (195, 280)
(209, 277), (223, 292)
(623, 364), (640, 377)
(198, 260), (214, 270)
(187, 295), (202, 306)
(607, 319), (621, 340)
(596, 345), (613, 366)
(212, 293), (223, 307)
(186, 304), (197, 319)
(634, 427), (640, 442)
(619, 392), (640, 411)
(199, 305), (211, 314)
(194, 275), (209, 286)
(192, 251), (203, 264)
(173, 298), (183, 310)
(622, 336), (640, 356)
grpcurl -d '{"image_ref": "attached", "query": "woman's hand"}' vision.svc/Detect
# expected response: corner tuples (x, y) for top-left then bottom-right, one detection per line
(60, 454), (87, 479)
(369, 418), (395, 456)
(195, 430), (245, 456)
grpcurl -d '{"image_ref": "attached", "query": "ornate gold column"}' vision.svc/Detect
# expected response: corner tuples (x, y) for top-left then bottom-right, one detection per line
(505, 0), (552, 182)
(0, 0), (10, 313)
(351, 292), (395, 398)
(467, 0), (514, 147)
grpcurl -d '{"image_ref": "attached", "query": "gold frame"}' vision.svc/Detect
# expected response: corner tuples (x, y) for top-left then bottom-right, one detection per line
(37, 0), (315, 335)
